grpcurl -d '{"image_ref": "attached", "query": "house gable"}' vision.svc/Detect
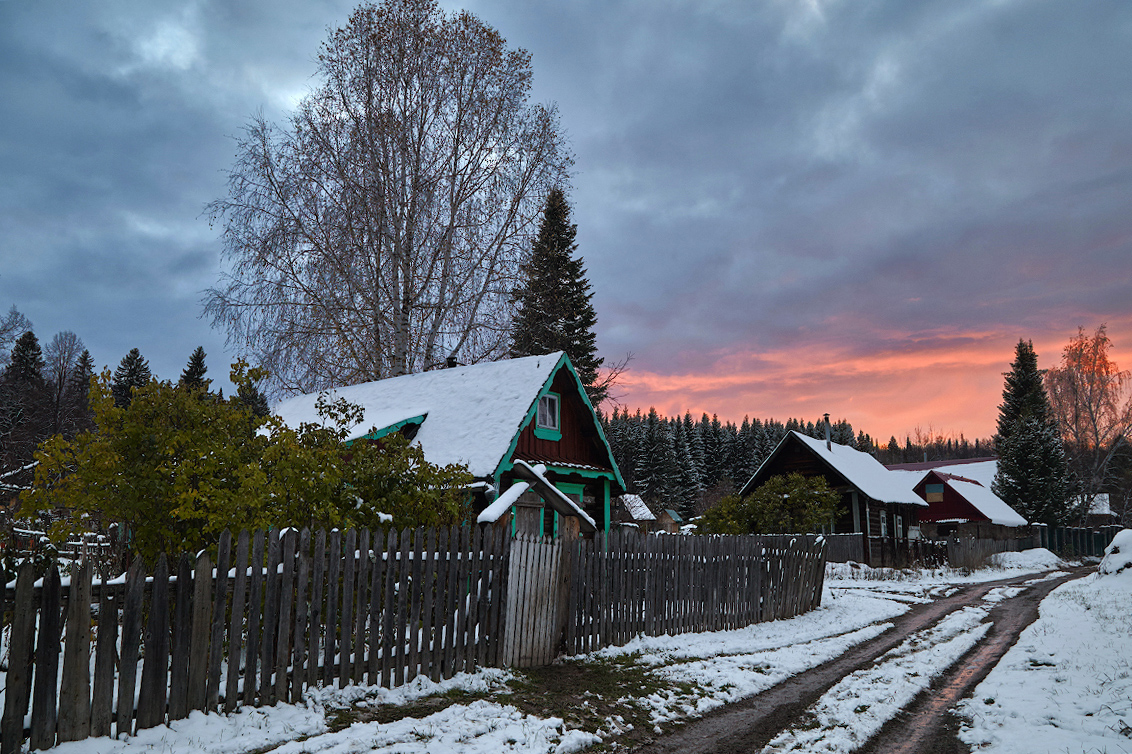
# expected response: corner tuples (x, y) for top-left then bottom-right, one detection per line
(914, 470), (988, 523)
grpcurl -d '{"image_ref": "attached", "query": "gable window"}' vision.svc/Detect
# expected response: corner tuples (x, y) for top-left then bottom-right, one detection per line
(538, 394), (559, 430)
(534, 392), (562, 440)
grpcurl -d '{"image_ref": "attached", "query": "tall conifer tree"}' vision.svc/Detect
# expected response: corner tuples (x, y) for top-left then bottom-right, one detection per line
(179, 346), (210, 392)
(991, 339), (1071, 524)
(510, 188), (606, 403)
(112, 348), (152, 408)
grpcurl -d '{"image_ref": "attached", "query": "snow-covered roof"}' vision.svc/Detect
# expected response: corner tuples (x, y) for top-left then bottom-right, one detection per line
(619, 494), (655, 521)
(273, 353), (565, 478)
(924, 460), (997, 490)
(1090, 493), (1112, 516)
(945, 478), (1028, 526)
(787, 432), (926, 506)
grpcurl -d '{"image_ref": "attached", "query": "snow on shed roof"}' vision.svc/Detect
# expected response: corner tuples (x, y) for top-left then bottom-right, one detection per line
(272, 353), (564, 478)
(790, 432), (926, 506)
(922, 460), (998, 490)
(945, 478), (1028, 526)
(619, 494), (655, 521)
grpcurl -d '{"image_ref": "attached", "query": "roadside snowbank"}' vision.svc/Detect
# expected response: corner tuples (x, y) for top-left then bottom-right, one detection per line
(958, 536), (1132, 753)
(987, 548), (1063, 571)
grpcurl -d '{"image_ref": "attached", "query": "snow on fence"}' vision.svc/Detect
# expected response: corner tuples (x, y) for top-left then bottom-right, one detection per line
(0, 525), (509, 753)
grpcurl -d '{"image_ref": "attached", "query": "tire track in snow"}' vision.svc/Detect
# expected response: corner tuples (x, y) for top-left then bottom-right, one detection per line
(632, 571), (1077, 754)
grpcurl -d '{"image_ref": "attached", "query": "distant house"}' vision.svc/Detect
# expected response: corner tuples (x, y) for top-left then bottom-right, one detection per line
(739, 430), (927, 566)
(273, 352), (625, 536)
(656, 509), (683, 534)
(885, 458), (1027, 539)
(906, 469), (1027, 539)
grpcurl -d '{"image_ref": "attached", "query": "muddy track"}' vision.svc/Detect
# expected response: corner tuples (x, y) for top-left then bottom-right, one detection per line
(631, 570), (1086, 754)
(857, 570), (1083, 754)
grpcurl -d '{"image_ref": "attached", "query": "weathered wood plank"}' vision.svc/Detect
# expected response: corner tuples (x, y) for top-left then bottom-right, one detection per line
(188, 552), (213, 712)
(275, 529), (296, 702)
(292, 528), (311, 703)
(308, 529), (326, 690)
(405, 528), (422, 682)
(136, 556), (169, 731)
(420, 528), (436, 683)
(367, 533), (386, 686)
(338, 528), (356, 688)
(89, 573), (117, 740)
(226, 531), (250, 713)
(394, 527), (411, 687)
(322, 529), (340, 688)
(57, 560), (94, 741)
(380, 528), (398, 688)
(430, 526), (448, 682)
(443, 525), (459, 677)
(2, 563), (35, 754)
(115, 559), (145, 739)
(244, 530), (265, 707)
(30, 565), (62, 750)
(353, 528), (370, 685)
(169, 554), (193, 720)
(260, 528), (281, 702)
(207, 531), (232, 710)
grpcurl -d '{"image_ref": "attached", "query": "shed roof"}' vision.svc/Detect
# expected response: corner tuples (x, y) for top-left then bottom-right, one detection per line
(618, 494), (656, 521)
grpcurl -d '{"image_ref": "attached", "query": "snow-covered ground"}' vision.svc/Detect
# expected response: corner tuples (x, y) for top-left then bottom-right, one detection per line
(958, 532), (1132, 754)
(46, 548), (1086, 754)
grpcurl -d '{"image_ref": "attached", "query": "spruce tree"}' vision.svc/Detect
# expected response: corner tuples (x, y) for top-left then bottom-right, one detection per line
(510, 188), (606, 403)
(112, 348), (152, 408)
(991, 339), (1071, 524)
(0, 331), (50, 477)
(179, 346), (210, 392)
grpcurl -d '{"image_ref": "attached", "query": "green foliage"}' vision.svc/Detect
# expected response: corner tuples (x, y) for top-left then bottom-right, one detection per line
(699, 473), (840, 535)
(23, 362), (472, 561)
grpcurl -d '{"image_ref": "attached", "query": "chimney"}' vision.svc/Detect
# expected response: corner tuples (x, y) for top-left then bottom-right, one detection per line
(446, 356), (458, 368)
(824, 413), (831, 451)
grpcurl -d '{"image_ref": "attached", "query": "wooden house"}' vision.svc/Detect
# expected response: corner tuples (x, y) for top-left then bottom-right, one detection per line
(273, 352), (625, 536)
(739, 431), (927, 566)
(905, 469), (1027, 540)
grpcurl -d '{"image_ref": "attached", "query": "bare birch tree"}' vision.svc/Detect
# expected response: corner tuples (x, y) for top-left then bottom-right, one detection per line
(205, 0), (572, 393)
(1044, 324), (1132, 517)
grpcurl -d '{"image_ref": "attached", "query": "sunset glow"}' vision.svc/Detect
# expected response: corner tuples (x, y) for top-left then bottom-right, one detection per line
(611, 322), (1132, 443)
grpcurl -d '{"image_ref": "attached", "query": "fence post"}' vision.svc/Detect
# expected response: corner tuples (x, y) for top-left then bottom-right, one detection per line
(2, 563), (36, 754)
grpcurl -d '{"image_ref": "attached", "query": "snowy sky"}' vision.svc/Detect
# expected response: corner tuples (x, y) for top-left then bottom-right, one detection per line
(3, 0), (1131, 441)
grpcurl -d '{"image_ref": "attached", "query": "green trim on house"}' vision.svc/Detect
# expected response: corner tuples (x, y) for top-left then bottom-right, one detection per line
(603, 478), (610, 533)
(491, 353), (627, 491)
(345, 414), (427, 447)
(533, 391), (562, 441)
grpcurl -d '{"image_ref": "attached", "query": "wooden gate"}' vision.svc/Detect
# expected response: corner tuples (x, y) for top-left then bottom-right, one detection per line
(500, 534), (571, 667)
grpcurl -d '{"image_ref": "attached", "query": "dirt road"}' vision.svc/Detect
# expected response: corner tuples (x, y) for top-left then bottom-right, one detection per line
(632, 569), (1085, 754)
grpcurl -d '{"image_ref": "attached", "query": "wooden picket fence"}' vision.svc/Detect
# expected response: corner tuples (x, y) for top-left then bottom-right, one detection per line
(500, 530), (827, 664)
(1, 525), (509, 753)
(566, 531), (825, 656)
(1, 526), (829, 750)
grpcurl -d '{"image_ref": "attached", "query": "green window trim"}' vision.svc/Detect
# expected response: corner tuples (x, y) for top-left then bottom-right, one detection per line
(533, 391), (562, 441)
